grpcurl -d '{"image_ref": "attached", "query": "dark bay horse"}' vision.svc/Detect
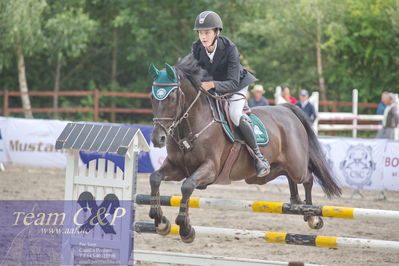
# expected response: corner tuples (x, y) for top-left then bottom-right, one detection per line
(148, 54), (341, 243)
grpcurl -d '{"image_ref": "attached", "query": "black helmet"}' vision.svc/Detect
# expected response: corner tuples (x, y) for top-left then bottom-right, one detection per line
(193, 11), (223, 31)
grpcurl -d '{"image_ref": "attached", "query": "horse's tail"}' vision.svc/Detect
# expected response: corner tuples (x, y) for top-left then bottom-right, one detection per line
(282, 103), (341, 198)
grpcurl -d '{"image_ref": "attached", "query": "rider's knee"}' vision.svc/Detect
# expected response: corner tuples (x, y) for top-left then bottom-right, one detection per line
(229, 109), (242, 126)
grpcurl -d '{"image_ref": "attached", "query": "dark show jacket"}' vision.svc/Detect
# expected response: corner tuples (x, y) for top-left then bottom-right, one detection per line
(192, 36), (258, 94)
(295, 101), (317, 123)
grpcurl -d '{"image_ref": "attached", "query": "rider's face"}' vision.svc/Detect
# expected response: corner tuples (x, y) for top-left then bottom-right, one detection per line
(198, 30), (217, 48)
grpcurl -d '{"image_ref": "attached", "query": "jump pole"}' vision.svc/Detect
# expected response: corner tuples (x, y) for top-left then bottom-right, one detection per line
(135, 194), (399, 222)
(135, 222), (399, 251)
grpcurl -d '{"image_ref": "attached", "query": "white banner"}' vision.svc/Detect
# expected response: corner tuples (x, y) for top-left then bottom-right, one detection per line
(0, 127), (7, 163)
(0, 117), (398, 192)
(0, 117), (68, 167)
(320, 137), (386, 191)
(383, 141), (399, 191)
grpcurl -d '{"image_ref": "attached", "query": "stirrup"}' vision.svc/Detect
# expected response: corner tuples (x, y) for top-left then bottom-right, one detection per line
(255, 158), (270, 177)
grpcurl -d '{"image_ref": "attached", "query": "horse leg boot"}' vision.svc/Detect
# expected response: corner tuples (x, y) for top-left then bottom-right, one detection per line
(239, 114), (270, 177)
(149, 171), (171, 235)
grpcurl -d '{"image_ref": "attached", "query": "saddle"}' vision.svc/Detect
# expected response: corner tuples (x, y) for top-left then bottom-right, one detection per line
(209, 98), (270, 186)
(215, 99), (269, 146)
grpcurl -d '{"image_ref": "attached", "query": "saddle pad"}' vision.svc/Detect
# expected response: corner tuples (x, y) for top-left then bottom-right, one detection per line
(215, 99), (269, 146)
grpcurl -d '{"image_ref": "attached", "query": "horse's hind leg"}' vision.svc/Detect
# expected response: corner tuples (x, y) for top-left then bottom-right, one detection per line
(149, 161), (185, 235)
(303, 175), (324, 229)
(287, 177), (302, 204)
(288, 176), (323, 229)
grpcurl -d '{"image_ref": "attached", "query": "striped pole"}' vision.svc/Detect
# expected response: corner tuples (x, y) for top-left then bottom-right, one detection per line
(135, 222), (399, 251)
(135, 194), (399, 221)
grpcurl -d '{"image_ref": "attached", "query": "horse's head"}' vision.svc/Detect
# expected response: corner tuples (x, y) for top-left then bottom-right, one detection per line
(149, 63), (184, 147)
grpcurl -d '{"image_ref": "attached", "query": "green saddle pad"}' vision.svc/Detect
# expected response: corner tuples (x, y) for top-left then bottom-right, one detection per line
(215, 100), (269, 146)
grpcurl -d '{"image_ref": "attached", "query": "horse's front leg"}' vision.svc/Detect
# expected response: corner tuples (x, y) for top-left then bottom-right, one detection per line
(175, 161), (216, 243)
(149, 160), (185, 235)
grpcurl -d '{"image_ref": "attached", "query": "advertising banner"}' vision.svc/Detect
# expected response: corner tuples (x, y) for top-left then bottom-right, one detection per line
(1, 117), (398, 191)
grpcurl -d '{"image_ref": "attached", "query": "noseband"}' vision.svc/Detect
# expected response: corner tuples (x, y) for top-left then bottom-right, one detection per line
(152, 78), (202, 137)
(152, 76), (219, 153)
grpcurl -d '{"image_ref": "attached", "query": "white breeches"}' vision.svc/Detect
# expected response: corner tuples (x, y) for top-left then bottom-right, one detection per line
(229, 86), (248, 126)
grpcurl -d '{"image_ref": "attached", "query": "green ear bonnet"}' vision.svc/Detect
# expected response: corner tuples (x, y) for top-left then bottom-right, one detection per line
(149, 63), (179, 100)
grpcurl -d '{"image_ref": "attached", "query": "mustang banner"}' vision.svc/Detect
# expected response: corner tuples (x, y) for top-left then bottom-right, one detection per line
(0, 117), (398, 191)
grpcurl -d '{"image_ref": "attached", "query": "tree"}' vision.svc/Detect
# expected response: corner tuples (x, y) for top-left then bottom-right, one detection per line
(0, 0), (47, 118)
(45, 7), (97, 117)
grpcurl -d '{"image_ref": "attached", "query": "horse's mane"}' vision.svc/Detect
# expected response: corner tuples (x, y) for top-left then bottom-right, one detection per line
(175, 53), (211, 89)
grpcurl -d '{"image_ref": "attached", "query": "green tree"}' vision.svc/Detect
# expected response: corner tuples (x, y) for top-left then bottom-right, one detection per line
(0, 0), (47, 118)
(45, 7), (97, 117)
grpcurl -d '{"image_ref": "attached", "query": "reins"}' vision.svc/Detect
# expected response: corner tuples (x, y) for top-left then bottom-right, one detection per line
(152, 76), (245, 176)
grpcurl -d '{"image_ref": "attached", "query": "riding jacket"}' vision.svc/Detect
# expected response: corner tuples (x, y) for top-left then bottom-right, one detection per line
(192, 35), (257, 94)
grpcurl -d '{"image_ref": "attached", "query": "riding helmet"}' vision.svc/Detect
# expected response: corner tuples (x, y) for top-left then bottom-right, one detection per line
(193, 11), (223, 31)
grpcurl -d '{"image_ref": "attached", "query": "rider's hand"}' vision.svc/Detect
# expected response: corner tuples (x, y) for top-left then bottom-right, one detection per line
(201, 81), (215, 91)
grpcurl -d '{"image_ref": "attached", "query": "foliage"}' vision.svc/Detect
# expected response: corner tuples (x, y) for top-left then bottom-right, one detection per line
(0, 0), (398, 122)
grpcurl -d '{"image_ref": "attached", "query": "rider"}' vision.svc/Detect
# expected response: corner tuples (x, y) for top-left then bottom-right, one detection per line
(192, 10), (270, 177)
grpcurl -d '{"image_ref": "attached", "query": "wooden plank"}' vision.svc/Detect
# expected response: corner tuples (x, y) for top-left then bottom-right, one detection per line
(106, 161), (115, 179)
(74, 176), (129, 188)
(7, 107), (93, 113)
(6, 91), (93, 96)
(97, 159), (106, 179)
(88, 160), (97, 180)
(98, 108), (153, 114)
(100, 91), (150, 98)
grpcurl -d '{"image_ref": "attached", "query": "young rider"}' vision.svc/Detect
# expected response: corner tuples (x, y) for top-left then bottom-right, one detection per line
(192, 11), (270, 177)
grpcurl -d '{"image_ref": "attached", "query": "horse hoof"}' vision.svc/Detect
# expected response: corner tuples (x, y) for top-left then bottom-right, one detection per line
(180, 226), (196, 244)
(156, 217), (171, 236)
(307, 216), (324, 230)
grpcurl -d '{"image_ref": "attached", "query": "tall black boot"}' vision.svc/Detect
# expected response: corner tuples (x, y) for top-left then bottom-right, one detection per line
(239, 115), (271, 177)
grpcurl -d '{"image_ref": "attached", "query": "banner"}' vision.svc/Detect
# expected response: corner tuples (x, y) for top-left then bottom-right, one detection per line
(0, 127), (7, 163)
(320, 137), (386, 191)
(1, 117), (398, 191)
(383, 141), (399, 191)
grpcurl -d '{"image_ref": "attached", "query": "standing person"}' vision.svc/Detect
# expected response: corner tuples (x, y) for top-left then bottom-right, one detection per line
(282, 86), (297, 104)
(295, 89), (317, 124)
(192, 10), (270, 177)
(376, 91), (389, 115)
(376, 93), (399, 139)
(249, 85), (269, 108)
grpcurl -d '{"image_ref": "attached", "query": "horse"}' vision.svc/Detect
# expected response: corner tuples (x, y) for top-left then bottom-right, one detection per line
(148, 53), (341, 243)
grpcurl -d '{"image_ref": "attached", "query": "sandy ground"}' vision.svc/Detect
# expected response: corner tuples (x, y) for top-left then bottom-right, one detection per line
(1, 164), (399, 266)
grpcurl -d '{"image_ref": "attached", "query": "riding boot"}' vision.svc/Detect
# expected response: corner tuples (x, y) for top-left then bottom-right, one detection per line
(238, 114), (271, 177)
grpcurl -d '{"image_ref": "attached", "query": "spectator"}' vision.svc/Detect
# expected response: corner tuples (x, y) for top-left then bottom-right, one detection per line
(282, 86), (297, 104)
(295, 89), (317, 124)
(376, 93), (399, 139)
(376, 91), (389, 115)
(249, 85), (269, 108)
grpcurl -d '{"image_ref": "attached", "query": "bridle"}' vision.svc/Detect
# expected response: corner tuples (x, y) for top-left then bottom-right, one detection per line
(152, 75), (246, 151)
